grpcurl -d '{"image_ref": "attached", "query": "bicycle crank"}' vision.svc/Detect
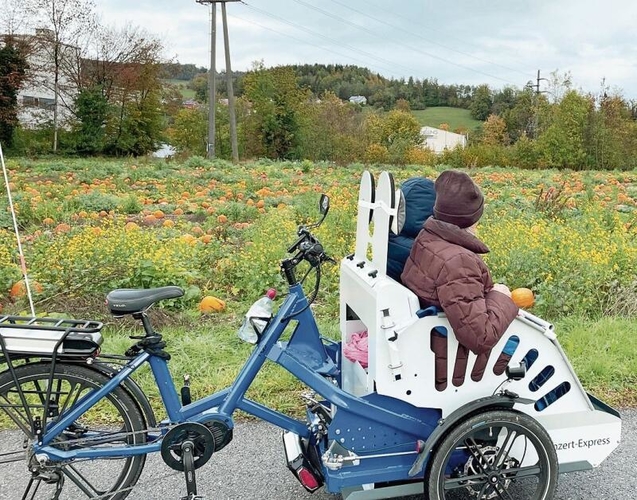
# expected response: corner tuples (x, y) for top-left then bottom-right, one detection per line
(160, 422), (215, 472)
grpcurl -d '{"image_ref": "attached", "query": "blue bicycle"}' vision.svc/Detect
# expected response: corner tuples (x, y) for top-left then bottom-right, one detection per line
(0, 173), (621, 500)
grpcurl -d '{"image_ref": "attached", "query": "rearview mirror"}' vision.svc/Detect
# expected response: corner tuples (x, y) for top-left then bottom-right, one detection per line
(319, 194), (330, 216)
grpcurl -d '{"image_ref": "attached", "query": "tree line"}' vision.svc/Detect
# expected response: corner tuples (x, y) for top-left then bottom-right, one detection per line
(170, 64), (637, 170)
(2, 2), (637, 171)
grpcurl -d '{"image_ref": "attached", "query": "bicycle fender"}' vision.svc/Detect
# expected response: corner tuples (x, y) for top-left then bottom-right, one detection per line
(408, 393), (532, 477)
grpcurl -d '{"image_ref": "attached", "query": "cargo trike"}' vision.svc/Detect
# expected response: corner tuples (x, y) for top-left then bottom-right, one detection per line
(0, 171), (621, 500)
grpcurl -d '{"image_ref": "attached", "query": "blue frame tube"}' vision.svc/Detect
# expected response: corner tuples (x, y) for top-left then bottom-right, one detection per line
(35, 293), (307, 459)
(40, 353), (151, 447)
(35, 282), (428, 465)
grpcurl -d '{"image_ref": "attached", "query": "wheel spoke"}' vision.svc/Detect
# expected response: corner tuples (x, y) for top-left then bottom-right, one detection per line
(60, 380), (89, 417)
(465, 437), (491, 473)
(62, 464), (107, 497)
(497, 484), (515, 500)
(21, 476), (42, 500)
(494, 428), (517, 467)
(477, 481), (492, 499)
(443, 473), (488, 490)
(501, 464), (543, 479)
(0, 393), (33, 436)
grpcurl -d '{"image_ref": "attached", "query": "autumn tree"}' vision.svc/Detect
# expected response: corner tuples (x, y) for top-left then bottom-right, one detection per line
(481, 114), (509, 146)
(26, 0), (96, 152)
(78, 24), (165, 156)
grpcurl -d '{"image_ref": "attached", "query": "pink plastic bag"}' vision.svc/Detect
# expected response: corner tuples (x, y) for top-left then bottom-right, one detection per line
(343, 330), (369, 369)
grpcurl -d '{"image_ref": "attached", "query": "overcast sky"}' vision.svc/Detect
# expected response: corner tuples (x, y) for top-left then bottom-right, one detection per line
(97, 0), (637, 99)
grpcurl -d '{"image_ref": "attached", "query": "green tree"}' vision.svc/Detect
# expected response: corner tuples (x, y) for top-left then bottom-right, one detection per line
(536, 90), (592, 169)
(0, 36), (28, 148)
(73, 85), (108, 154)
(242, 64), (309, 159)
(169, 107), (207, 156)
(297, 92), (365, 163)
(469, 84), (493, 121)
(589, 93), (637, 170)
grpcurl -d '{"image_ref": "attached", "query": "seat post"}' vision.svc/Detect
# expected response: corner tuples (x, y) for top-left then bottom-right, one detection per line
(134, 312), (155, 337)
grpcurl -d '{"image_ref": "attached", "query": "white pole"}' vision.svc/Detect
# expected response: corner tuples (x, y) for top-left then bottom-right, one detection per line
(0, 143), (36, 316)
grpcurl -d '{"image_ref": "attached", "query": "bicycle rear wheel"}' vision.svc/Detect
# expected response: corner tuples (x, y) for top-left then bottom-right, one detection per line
(0, 362), (147, 500)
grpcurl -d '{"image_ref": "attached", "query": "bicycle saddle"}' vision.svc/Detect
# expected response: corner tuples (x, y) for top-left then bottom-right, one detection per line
(106, 286), (184, 315)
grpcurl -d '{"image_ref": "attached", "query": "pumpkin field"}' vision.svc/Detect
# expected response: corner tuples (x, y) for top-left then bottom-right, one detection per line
(1, 156), (636, 414)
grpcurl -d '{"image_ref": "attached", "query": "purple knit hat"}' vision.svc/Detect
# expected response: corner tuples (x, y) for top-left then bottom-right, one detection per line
(433, 170), (484, 228)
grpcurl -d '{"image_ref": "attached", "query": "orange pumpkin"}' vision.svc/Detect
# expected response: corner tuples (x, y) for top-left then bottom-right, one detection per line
(10, 280), (44, 299)
(511, 288), (535, 308)
(199, 296), (226, 314)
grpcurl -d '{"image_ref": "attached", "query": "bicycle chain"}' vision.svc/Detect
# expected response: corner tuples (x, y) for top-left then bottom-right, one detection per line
(8, 423), (187, 500)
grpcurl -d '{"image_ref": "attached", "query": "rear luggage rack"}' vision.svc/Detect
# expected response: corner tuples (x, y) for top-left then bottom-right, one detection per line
(0, 315), (103, 358)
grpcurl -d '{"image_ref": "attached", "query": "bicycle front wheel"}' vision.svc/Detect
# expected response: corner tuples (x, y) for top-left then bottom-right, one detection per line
(425, 409), (558, 500)
(0, 362), (147, 500)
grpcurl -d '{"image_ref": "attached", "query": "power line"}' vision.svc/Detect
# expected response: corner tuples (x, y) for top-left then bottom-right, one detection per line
(241, 1), (434, 78)
(293, 0), (517, 85)
(229, 12), (403, 77)
(324, 0), (530, 79)
(364, 0), (531, 78)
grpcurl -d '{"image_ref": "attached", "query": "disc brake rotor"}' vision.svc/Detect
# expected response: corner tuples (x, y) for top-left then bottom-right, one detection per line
(463, 445), (517, 499)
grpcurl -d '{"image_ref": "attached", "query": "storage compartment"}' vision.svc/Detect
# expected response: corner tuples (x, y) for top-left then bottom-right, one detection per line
(341, 319), (369, 396)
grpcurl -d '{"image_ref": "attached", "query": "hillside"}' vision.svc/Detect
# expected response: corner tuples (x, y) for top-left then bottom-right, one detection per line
(412, 107), (482, 132)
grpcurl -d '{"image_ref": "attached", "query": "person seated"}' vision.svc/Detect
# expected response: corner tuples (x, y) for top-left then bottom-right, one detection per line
(401, 170), (519, 389)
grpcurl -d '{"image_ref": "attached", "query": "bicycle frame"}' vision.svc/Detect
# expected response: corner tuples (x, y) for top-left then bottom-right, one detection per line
(33, 281), (433, 465)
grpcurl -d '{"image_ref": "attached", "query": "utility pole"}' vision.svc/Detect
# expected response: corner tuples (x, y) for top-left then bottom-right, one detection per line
(531, 69), (549, 139)
(196, 0), (240, 162)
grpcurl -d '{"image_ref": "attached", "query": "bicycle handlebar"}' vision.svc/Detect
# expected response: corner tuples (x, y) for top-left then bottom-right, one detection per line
(281, 223), (334, 286)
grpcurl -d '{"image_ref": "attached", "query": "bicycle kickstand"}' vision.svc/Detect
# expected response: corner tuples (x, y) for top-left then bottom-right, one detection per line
(180, 440), (205, 500)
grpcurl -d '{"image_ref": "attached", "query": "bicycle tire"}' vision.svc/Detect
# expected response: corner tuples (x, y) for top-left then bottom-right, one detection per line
(425, 409), (558, 500)
(0, 362), (147, 500)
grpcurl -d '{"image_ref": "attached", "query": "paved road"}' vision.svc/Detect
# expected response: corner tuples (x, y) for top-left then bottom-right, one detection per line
(1, 409), (634, 500)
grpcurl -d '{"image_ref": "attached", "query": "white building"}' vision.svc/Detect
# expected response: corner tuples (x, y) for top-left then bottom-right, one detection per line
(420, 126), (467, 154)
(349, 95), (367, 105)
(9, 29), (79, 129)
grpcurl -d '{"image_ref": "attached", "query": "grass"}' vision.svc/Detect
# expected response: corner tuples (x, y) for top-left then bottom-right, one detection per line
(111, 312), (632, 422)
(162, 79), (196, 100)
(412, 106), (482, 132)
(0, 157), (636, 420)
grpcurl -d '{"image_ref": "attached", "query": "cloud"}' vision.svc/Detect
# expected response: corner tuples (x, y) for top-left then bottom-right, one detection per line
(95, 0), (637, 97)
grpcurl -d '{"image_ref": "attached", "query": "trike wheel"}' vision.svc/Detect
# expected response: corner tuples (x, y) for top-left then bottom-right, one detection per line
(0, 362), (146, 499)
(425, 409), (557, 500)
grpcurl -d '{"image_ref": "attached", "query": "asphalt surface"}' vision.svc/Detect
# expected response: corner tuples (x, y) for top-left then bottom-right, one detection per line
(1, 409), (634, 500)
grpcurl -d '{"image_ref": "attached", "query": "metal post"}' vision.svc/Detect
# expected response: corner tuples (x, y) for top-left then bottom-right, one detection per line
(208, 4), (217, 158)
(197, 0), (240, 160)
(221, 2), (239, 163)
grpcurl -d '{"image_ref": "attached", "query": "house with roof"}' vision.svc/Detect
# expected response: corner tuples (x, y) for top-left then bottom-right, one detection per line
(420, 126), (467, 154)
(349, 95), (367, 105)
(7, 29), (79, 129)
